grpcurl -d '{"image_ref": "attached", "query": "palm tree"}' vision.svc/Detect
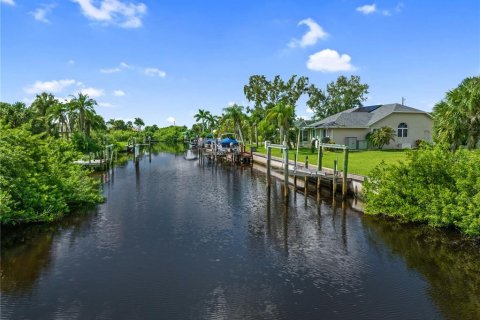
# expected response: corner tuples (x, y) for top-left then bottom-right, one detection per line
(31, 92), (58, 135)
(134, 117), (145, 131)
(369, 126), (396, 149)
(205, 113), (219, 133)
(69, 93), (97, 135)
(433, 76), (480, 150)
(46, 101), (69, 138)
(246, 106), (263, 147)
(265, 102), (295, 145)
(194, 109), (210, 133)
(222, 104), (245, 143)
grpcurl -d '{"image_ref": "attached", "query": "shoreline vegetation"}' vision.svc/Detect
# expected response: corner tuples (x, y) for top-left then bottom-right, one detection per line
(1, 75), (479, 239)
(0, 93), (188, 226)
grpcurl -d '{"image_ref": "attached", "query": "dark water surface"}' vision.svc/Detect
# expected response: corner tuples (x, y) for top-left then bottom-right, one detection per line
(1, 152), (479, 319)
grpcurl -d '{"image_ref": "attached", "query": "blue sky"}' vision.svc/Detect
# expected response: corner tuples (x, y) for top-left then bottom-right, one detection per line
(1, 0), (479, 127)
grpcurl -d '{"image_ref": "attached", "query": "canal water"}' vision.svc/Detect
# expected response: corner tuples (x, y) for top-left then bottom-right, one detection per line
(1, 152), (479, 319)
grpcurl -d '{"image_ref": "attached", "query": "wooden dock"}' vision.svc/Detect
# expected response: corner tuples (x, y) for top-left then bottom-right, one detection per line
(198, 146), (253, 165)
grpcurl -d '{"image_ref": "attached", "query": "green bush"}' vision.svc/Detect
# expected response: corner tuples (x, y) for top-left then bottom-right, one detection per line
(0, 125), (103, 224)
(364, 145), (480, 237)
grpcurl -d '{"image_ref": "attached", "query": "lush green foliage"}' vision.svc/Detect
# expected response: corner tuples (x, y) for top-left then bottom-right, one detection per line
(307, 75), (369, 120)
(364, 146), (480, 237)
(152, 125), (187, 144)
(193, 74), (368, 146)
(433, 76), (480, 150)
(368, 126), (396, 149)
(0, 125), (103, 224)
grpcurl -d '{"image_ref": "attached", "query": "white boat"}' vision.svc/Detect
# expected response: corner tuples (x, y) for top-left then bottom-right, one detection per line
(184, 149), (198, 160)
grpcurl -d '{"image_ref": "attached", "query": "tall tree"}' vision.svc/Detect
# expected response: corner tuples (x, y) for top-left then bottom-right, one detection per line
(0, 102), (32, 128)
(265, 102), (295, 145)
(433, 76), (480, 150)
(69, 93), (97, 135)
(194, 109), (211, 133)
(244, 74), (309, 144)
(244, 74), (309, 112)
(134, 117), (145, 130)
(307, 75), (369, 120)
(205, 113), (219, 133)
(31, 92), (58, 135)
(222, 104), (245, 143)
(46, 101), (69, 138)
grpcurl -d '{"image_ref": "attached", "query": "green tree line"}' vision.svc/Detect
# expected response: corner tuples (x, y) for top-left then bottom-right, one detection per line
(0, 92), (186, 225)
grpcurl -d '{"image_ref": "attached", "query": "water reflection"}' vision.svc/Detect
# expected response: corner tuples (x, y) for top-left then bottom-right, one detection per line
(1, 212), (96, 295)
(362, 217), (480, 320)
(1, 151), (478, 319)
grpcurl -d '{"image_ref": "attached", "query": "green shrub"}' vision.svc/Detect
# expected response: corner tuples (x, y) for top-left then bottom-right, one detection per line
(364, 145), (480, 237)
(0, 125), (103, 225)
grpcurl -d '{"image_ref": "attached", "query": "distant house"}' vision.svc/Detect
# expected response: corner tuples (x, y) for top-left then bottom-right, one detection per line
(307, 103), (433, 149)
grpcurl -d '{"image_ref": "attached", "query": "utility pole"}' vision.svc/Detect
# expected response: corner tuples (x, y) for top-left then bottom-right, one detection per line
(401, 97), (406, 106)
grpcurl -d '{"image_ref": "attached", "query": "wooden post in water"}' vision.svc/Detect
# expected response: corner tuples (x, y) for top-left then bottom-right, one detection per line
(293, 153), (297, 189)
(304, 157), (308, 195)
(283, 147), (289, 199)
(317, 145), (322, 192)
(333, 160), (338, 195)
(148, 136), (152, 163)
(266, 145), (271, 188)
(342, 147), (349, 198)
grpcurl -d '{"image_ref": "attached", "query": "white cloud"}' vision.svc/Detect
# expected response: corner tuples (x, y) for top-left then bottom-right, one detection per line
(306, 49), (356, 72)
(144, 67), (166, 77)
(306, 107), (314, 114)
(288, 18), (328, 48)
(68, 59), (75, 65)
(113, 89), (125, 96)
(120, 61), (131, 68)
(73, 0), (147, 28)
(167, 117), (176, 123)
(1, 0), (15, 6)
(357, 3), (403, 16)
(101, 61), (166, 78)
(356, 4), (376, 14)
(24, 79), (77, 94)
(100, 67), (121, 73)
(31, 4), (55, 23)
(100, 61), (133, 73)
(80, 87), (105, 98)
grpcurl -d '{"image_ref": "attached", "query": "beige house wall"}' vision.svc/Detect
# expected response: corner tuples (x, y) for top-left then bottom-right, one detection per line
(329, 128), (370, 145)
(371, 113), (433, 149)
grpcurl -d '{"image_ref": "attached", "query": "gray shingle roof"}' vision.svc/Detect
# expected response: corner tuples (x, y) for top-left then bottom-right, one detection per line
(308, 103), (430, 128)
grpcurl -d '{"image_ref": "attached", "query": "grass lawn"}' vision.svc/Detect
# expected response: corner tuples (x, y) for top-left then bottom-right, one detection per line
(252, 146), (409, 176)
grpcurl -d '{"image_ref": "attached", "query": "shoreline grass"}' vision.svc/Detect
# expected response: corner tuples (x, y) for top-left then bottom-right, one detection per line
(252, 146), (408, 176)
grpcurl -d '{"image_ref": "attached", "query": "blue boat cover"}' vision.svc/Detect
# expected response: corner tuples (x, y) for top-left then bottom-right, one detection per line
(220, 137), (238, 147)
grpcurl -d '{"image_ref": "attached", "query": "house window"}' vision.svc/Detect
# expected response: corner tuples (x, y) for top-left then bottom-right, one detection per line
(398, 123), (408, 137)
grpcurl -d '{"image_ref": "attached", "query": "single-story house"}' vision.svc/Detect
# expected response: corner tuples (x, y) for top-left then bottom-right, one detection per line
(306, 103), (433, 149)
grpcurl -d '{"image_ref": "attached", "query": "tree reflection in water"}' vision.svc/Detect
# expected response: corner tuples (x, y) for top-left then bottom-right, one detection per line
(362, 216), (480, 320)
(1, 211), (97, 295)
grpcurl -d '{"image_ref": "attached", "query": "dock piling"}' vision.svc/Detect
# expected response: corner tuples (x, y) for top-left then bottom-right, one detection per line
(266, 144), (271, 187)
(283, 147), (289, 199)
(333, 160), (338, 195)
(342, 147), (349, 198)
